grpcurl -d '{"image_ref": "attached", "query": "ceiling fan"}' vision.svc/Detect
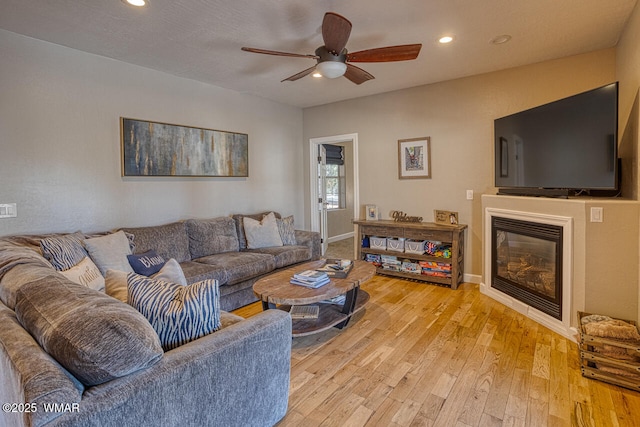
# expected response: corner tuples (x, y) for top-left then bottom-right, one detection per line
(241, 12), (422, 84)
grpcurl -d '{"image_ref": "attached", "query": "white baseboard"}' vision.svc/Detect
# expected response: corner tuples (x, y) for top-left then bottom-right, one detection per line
(464, 273), (482, 284)
(327, 232), (354, 244)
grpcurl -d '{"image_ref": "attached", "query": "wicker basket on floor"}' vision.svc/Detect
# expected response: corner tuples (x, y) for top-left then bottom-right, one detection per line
(577, 311), (640, 392)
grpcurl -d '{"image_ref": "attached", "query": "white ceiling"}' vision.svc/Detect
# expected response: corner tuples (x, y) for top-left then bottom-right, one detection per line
(0, 0), (636, 108)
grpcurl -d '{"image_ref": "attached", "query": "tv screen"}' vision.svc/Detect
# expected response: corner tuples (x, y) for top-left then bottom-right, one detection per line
(494, 82), (618, 195)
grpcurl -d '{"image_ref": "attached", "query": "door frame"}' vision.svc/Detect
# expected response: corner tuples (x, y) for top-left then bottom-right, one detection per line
(309, 133), (359, 251)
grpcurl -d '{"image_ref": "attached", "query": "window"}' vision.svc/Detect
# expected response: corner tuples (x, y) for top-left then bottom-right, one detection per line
(325, 163), (346, 210)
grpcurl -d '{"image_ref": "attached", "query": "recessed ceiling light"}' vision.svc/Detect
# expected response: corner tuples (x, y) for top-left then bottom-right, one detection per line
(438, 35), (454, 44)
(490, 34), (512, 45)
(312, 71), (322, 78)
(122, 0), (147, 7)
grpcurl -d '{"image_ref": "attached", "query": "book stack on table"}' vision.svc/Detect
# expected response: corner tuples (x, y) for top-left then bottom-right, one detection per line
(290, 270), (330, 288)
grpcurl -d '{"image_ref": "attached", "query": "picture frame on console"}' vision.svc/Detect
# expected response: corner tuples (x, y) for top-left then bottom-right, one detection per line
(365, 205), (379, 221)
(398, 137), (431, 179)
(434, 209), (458, 225)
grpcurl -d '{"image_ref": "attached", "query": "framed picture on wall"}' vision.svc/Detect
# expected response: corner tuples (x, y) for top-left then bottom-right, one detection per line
(398, 137), (431, 179)
(365, 204), (379, 221)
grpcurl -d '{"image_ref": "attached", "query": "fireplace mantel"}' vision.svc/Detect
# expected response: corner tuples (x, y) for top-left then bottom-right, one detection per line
(481, 194), (640, 341)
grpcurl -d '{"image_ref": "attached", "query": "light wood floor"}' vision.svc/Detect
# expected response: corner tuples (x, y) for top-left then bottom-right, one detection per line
(234, 275), (640, 426)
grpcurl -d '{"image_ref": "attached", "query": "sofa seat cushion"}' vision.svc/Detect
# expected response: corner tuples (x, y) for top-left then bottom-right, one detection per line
(194, 252), (275, 285)
(186, 217), (240, 259)
(121, 222), (191, 263)
(14, 274), (163, 386)
(219, 310), (244, 329)
(247, 245), (312, 269)
(180, 261), (229, 285)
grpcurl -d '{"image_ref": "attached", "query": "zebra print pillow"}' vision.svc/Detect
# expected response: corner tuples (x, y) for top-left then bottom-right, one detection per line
(127, 274), (221, 351)
(40, 232), (88, 271)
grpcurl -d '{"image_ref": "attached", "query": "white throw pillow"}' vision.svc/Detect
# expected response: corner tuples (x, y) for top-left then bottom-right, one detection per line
(243, 212), (283, 249)
(84, 231), (134, 275)
(60, 256), (105, 292)
(105, 259), (187, 303)
(152, 258), (188, 286)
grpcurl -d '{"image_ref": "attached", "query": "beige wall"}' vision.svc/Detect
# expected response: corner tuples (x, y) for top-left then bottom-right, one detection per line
(617, 0), (640, 135)
(303, 50), (617, 276)
(0, 29), (304, 236)
(616, 0), (640, 322)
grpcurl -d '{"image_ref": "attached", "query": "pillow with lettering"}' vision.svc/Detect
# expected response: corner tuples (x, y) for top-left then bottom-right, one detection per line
(127, 250), (166, 276)
(60, 256), (105, 292)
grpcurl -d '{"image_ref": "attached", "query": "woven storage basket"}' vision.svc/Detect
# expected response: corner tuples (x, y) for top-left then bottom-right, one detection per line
(386, 238), (405, 252)
(405, 239), (426, 254)
(370, 236), (387, 250)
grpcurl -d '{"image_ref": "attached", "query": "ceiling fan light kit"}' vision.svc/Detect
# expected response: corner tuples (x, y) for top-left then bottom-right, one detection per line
(242, 12), (422, 85)
(316, 61), (347, 79)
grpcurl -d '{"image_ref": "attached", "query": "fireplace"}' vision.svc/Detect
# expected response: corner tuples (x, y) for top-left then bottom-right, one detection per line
(482, 207), (574, 341)
(491, 217), (562, 320)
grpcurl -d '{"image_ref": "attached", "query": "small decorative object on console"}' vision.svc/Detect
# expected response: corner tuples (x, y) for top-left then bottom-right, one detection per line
(434, 210), (459, 225)
(391, 210), (423, 223)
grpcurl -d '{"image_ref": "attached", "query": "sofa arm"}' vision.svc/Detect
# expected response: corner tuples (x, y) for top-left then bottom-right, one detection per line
(294, 229), (321, 260)
(59, 310), (292, 427)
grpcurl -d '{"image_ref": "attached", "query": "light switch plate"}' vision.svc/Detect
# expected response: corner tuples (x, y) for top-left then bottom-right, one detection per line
(466, 190), (473, 200)
(0, 203), (17, 218)
(590, 207), (603, 222)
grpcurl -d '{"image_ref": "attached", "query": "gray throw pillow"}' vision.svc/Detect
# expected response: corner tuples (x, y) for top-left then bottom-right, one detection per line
(277, 215), (297, 246)
(14, 274), (163, 386)
(84, 231), (134, 275)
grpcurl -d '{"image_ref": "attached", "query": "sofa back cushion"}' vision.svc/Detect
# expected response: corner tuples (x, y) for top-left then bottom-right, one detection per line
(186, 217), (239, 259)
(121, 222), (191, 263)
(14, 274), (163, 386)
(0, 303), (84, 426)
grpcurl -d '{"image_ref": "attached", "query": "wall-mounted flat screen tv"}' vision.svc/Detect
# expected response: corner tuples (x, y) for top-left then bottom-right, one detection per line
(494, 82), (618, 197)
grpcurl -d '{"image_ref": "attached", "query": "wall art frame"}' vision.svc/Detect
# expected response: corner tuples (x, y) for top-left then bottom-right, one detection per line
(121, 117), (248, 177)
(398, 137), (431, 179)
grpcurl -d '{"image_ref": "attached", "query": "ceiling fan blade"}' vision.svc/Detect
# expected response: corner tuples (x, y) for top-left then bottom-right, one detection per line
(344, 64), (374, 85)
(241, 47), (318, 59)
(281, 66), (317, 82)
(347, 44), (422, 62)
(322, 12), (352, 54)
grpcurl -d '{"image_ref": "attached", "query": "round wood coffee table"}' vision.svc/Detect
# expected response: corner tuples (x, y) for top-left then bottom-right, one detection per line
(253, 259), (375, 337)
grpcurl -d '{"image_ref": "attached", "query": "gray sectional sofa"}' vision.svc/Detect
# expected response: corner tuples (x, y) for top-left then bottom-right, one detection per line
(121, 212), (321, 311)
(0, 212), (320, 427)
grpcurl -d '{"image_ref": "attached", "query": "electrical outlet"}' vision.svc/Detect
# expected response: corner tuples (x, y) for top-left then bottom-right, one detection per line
(590, 207), (603, 222)
(466, 190), (473, 200)
(0, 203), (17, 218)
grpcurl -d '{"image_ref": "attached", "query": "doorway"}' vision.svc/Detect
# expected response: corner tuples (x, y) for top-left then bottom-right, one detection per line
(309, 134), (359, 255)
